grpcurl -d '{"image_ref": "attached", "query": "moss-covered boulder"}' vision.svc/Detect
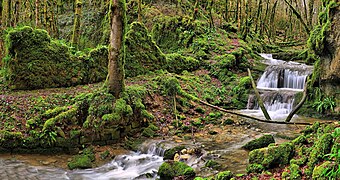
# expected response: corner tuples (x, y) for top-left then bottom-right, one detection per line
(157, 161), (195, 180)
(125, 22), (166, 77)
(242, 134), (275, 151)
(306, 133), (333, 176)
(247, 142), (294, 172)
(3, 26), (108, 90)
(67, 147), (95, 170)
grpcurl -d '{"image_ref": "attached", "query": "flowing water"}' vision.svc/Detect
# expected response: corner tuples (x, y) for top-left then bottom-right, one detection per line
(243, 54), (313, 120)
(0, 54), (318, 179)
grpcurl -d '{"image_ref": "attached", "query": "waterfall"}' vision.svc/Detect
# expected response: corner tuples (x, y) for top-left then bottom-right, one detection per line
(244, 54), (313, 120)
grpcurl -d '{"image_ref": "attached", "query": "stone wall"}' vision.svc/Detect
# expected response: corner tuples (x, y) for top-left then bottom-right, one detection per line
(320, 5), (340, 112)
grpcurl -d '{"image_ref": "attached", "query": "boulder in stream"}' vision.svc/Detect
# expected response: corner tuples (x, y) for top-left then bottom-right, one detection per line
(158, 161), (195, 180)
(242, 134), (275, 151)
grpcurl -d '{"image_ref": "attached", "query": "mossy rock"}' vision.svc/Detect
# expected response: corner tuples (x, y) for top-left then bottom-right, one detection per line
(3, 26), (108, 90)
(242, 134), (275, 151)
(141, 127), (156, 137)
(248, 142), (294, 170)
(163, 146), (186, 160)
(67, 154), (93, 170)
(125, 22), (166, 77)
(205, 160), (221, 169)
(215, 170), (233, 180)
(67, 147), (95, 170)
(158, 161), (195, 180)
(306, 133), (333, 176)
(246, 163), (265, 174)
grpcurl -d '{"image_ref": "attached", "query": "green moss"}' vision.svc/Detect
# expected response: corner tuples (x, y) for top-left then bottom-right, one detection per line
(205, 160), (220, 169)
(158, 161), (195, 180)
(3, 26), (108, 90)
(289, 163), (301, 180)
(141, 127), (156, 137)
(67, 154), (93, 170)
(125, 22), (166, 77)
(246, 163), (265, 174)
(248, 142), (294, 170)
(216, 170), (233, 180)
(306, 133), (333, 176)
(292, 135), (307, 145)
(165, 53), (200, 74)
(242, 135), (275, 151)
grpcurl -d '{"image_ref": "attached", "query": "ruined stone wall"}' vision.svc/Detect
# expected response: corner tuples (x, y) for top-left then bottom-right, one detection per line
(320, 5), (340, 112)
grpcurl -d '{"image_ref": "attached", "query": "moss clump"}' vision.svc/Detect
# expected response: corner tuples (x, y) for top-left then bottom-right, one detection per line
(306, 133), (333, 176)
(242, 135), (275, 151)
(205, 160), (221, 169)
(158, 161), (195, 180)
(67, 147), (95, 170)
(163, 146), (186, 160)
(165, 53), (200, 74)
(125, 22), (166, 77)
(3, 26), (108, 90)
(246, 163), (265, 174)
(141, 127), (156, 137)
(215, 170), (233, 180)
(248, 142), (294, 170)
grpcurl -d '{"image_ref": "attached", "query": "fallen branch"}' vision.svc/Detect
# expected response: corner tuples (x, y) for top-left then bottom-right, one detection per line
(285, 80), (308, 122)
(248, 68), (272, 121)
(199, 100), (313, 125)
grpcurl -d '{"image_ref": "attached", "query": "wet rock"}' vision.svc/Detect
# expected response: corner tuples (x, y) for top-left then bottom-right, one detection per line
(247, 142), (294, 172)
(242, 134), (275, 151)
(158, 161), (195, 180)
(164, 146), (186, 160)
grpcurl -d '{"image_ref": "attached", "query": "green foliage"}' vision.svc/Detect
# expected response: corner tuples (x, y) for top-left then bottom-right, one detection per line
(312, 96), (336, 113)
(125, 22), (166, 77)
(2, 26), (108, 90)
(306, 133), (333, 176)
(165, 53), (200, 74)
(161, 76), (181, 96)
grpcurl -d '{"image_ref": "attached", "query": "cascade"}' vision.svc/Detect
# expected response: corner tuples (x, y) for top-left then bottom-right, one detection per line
(244, 54), (313, 120)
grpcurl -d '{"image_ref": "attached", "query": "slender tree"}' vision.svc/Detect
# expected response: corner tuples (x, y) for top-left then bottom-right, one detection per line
(71, 0), (82, 47)
(35, 0), (39, 27)
(137, 0), (142, 22)
(107, 0), (126, 98)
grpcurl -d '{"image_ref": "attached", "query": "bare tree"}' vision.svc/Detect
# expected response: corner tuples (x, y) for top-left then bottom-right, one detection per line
(107, 0), (126, 98)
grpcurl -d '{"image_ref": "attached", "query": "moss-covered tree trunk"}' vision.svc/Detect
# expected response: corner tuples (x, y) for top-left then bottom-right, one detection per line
(107, 0), (126, 98)
(35, 0), (39, 27)
(137, 0), (142, 22)
(71, 0), (82, 47)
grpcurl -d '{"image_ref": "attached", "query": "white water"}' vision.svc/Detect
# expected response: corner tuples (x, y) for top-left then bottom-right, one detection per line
(243, 54), (313, 120)
(68, 142), (165, 180)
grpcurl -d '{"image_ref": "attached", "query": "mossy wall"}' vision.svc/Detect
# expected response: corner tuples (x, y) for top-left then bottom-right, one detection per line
(3, 26), (108, 90)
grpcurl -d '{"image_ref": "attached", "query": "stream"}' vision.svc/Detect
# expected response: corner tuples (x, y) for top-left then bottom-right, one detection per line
(0, 54), (320, 179)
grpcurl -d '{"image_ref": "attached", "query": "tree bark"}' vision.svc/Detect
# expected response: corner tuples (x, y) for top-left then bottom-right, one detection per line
(248, 68), (272, 121)
(35, 0), (39, 27)
(71, 0), (82, 47)
(107, 0), (126, 98)
(285, 81), (308, 122)
(137, 0), (142, 22)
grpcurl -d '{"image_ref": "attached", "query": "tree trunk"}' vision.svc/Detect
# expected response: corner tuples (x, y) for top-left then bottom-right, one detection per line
(248, 68), (272, 121)
(35, 0), (39, 27)
(107, 0), (126, 98)
(137, 0), (142, 22)
(71, 0), (82, 47)
(308, 0), (315, 28)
